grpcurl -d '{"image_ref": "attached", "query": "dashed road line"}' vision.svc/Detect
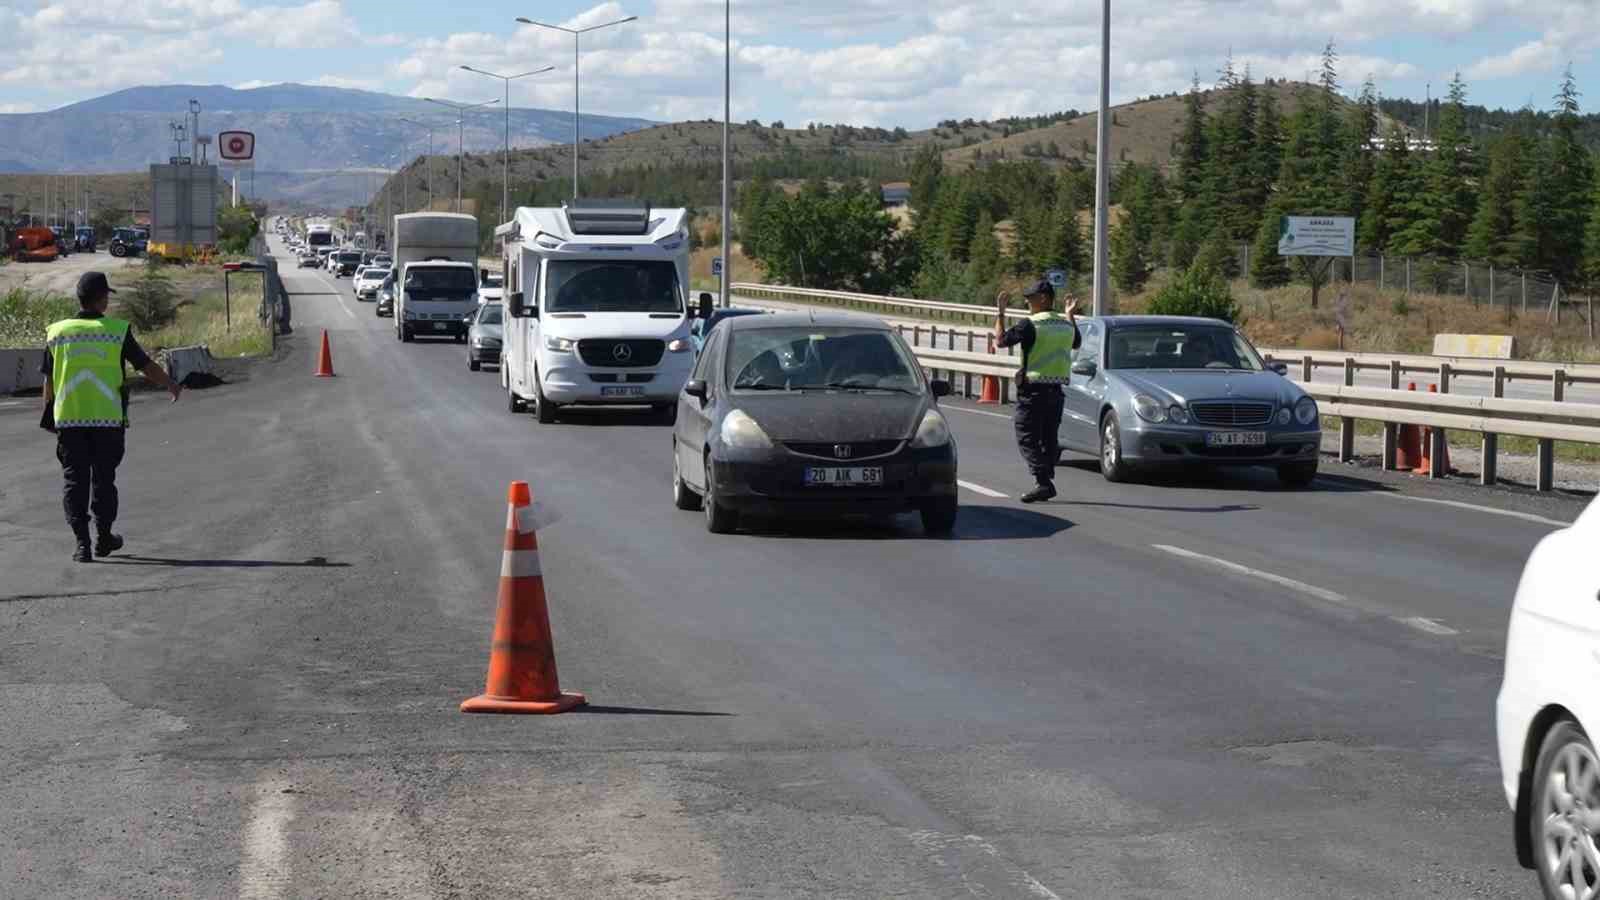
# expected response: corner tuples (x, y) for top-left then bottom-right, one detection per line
(239, 778), (294, 899)
(958, 480), (1008, 498)
(1398, 616), (1460, 636)
(1378, 492), (1572, 529)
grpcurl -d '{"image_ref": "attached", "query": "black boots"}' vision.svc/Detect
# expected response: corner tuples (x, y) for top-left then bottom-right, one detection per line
(1020, 483), (1058, 504)
(70, 527), (122, 562)
(95, 533), (124, 557)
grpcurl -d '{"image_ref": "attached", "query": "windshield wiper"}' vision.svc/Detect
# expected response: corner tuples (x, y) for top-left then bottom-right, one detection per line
(801, 382), (918, 394)
(735, 383), (789, 391)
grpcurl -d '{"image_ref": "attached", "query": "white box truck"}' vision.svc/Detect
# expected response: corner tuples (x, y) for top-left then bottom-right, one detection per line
(391, 212), (480, 343)
(497, 201), (698, 423)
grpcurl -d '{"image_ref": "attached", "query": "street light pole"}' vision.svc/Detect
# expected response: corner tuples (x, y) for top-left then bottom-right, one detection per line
(461, 65), (555, 225)
(1090, 0), (1111, 316)
(515, 14), (638, 199)
(721, 0), (731, 308)
(399, 117), (439, 211)
(423, 97), (499, 215)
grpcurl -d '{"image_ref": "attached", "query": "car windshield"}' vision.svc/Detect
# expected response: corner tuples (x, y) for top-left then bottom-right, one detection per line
(477, 304), (503, 325)
(404, 266), (476, 302)
(1106, 325), (1264, 371)
(338, 252), (361, 263)
(545, 260), (682, 314)
(726, 326), (922, 393)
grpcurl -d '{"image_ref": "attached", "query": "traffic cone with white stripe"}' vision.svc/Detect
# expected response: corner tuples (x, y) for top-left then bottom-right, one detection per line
(461, 481), (586, 715)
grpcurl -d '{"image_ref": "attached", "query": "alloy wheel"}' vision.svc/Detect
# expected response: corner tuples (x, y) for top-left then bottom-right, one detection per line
(1540, 740), (1600, 900)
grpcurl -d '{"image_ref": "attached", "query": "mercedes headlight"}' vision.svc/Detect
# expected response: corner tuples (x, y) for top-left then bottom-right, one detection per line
(1132, 394), (1167, 424)
(544, 335), (574, 352)
(666, 338), (692, 353)
(720, 410), (773, 449)
(1294, 396), (1318, 425)
(910, 409), (951, 448)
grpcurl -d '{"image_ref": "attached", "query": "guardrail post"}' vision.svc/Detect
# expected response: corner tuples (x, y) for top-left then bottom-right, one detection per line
(1438, 362), (1451, 394)
(1532, 369), (1565, 491)
(1343, 358), (1355, 387)
(912, 326), (922, 346)
(1339, 417), (1356, 462)
(966, 331), (974, 353)
(1481, 365), (1506, 486)
(1388, 360), (1401, 389)
(1381, 360), (1401, 469)
(1302, 355), (1313, 381)
(1001, 377), (1011, 405)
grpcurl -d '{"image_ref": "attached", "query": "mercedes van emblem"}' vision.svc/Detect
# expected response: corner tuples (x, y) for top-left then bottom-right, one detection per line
(612, 343), (633, 362)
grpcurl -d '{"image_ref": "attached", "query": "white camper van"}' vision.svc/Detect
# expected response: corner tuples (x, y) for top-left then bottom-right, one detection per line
(391, 212), (479, 343)
(498, 201), (697, 423)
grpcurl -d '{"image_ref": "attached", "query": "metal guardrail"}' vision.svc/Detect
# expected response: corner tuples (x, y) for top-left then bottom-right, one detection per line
(733, 282), (1029, 325)
(1261, 348), (1600, 398)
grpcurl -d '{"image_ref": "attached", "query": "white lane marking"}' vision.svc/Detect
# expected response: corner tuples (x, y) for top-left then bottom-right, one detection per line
(239, 779), (294, 899)
(1378, 493), (1572, 529)
(1151, 544), (1351, 606)
(943, 405), (1011, 420)
(957, 479), (1008, 499)
(1399, 616), (1460, 636)
(908, 831), (1063, 900)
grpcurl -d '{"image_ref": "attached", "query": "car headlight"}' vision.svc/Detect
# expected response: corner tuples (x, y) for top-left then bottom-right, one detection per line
(720, 409), (773, 449)
(666, 338), (692, 353)
(1294, 396), (1318, 425)
(1276, 407), (1292, 426)
(910, 409), (951, 448)
(544, 335), (574, 352)
(1132, 394), (1167, 424)
(1167, 404), (1189, 424)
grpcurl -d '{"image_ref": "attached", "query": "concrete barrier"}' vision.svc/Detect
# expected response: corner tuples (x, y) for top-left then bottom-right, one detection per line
(0, 349), (46, 394)
(1433, 333), (1515, 359)
(159, 345), (214, 386)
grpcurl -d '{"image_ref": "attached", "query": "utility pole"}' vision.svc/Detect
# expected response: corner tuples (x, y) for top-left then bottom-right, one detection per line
(1090, 0), (1112, 316)
(461, 64), (555, 225)
(423, 97), (499, 215)
(720, 0), (732, 308)
(516, 14), (638, 199)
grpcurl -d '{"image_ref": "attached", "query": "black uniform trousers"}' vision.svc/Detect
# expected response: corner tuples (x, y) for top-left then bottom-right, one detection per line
(1014, 383), (1064, 486)
(56, 428), (126, 539)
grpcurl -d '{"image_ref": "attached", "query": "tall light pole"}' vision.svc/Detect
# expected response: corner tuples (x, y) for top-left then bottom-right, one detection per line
(515, 14), (638, 199)
(1090, 0), (1111, 316)
(423, 97), (499, 214)
(398, 116), (439, 211)
(720, 0), (731, 308)
(461, 64), (555, 226)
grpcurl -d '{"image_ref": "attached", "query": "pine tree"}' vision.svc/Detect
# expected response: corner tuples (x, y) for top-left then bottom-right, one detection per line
(909, 145), (943, 216)
(1110, 216), (1150, 293)
(1582, 176), (1600, 290)
(1341, 77), (1379, 239)
(1209, 63), (1260, 241)
(1250, 207), (1291, 288)
(1277, 51), (1348, 216)
(938, 180), (982, 263)
(968, 210), (1002, 284)
(1464, 126), (1530, 266)
(1196, 228), (1239, 279)
(1042, 196), (1086, 276)
(1395, 72), (1477, 259)
(1174, 74), (1209, 203)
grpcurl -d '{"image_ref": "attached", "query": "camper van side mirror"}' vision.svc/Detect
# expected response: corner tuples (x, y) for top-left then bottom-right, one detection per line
(697, 292), (714, 320)
(507, 291), (526, 318)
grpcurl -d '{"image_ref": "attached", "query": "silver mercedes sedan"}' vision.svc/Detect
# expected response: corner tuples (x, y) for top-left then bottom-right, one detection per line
(1058, 316), (1322, 486)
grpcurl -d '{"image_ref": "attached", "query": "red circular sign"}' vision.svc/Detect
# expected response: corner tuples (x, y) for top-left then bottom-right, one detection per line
(228, 137), (246, 153)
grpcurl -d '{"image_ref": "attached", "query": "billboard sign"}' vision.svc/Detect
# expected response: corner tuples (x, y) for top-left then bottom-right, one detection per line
(1278, 216), (1354, 257)
(218, 131), (256, 165)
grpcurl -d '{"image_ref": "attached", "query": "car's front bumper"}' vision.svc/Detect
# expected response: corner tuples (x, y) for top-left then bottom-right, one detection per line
(710, 444), (957, 516)
(469, 343), (502, 363)
(1117, 421), (1321, 465)
(541, 353), (694, 404)
(404, 318), (467, 336)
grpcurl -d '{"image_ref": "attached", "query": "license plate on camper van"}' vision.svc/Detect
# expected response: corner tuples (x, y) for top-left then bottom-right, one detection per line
(600, 386), (645, 398)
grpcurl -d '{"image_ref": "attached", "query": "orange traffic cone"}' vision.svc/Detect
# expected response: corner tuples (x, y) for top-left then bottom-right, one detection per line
(977, 375), (1001, 404)
(314, 329), (335, 377)
(461, 482), (586, 715)
(1395, 382), (1422, 470)
(1413, 384), (1450, 476)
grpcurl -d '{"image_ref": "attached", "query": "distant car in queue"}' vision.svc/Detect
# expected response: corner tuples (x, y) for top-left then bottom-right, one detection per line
(1058, 315), (1322, 486)
(465, 301), (503, 371)
(375, 273), (395, 317)
(670, 311), (958, 536)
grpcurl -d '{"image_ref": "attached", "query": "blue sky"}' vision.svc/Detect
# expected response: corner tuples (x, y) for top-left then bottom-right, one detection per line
(1, 1), (1597, 126)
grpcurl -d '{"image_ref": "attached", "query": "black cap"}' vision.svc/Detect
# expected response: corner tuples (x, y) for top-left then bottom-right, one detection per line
(76, 271), (117, 304)
(1022, 278), (1055, 300)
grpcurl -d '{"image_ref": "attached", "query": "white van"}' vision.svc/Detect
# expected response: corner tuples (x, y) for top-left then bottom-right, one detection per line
(392, 212), (480, 343)
(498, 201), (697, 423)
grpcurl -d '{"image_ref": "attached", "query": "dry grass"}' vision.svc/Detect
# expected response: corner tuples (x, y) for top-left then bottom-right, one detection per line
(106, 265), (271, 359)
(690, 242), (764, 292)
(1117, 273), (1600, 363)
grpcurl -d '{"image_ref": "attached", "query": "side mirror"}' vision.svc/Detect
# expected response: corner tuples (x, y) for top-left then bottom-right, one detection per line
(930, 380), (953, 398)
(698, 292), (715, 319)
(1071, 359), (1098, 377)
(684, 379), (709, 401)
(1268, 361), (1289, 376)
(507, 291), (525, 318)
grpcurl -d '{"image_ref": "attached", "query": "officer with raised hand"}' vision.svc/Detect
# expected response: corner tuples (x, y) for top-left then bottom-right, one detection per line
(40, 271), (182, 563)
(995, 278), (1080, 503)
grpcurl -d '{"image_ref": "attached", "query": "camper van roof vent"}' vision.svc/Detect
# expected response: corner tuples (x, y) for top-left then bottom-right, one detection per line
(562, 199), (652, 236)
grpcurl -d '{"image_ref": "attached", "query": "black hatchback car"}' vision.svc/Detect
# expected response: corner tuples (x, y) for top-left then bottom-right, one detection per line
(670, 311), (958, 535)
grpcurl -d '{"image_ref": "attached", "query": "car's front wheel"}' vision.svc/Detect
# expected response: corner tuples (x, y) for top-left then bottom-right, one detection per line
(533, 374), (557, 424)
(702, 453), (738, 534)
(110, 244), (126, 258)
(1531, 721), (1600, 900)
(469, 352), (481, 372)
(1099, 411), (1132, 483)
(672, 445), (702, 511)
(1277, 461), (1318, 488)
(920, 497), (958, 536)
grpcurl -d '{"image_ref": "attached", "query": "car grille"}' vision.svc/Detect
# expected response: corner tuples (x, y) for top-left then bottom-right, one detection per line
(783, 440), (904, 460)
(1189, 401), (1273, 427)
(577, 339), (664, 368)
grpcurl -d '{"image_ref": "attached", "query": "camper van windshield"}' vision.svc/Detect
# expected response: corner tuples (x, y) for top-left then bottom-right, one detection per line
(306, 230), (333, 248)
(405, 266), (477, 302)
(545, 260), (682, 314)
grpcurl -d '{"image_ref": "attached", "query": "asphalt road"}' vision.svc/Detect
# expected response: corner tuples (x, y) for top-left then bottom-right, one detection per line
(0, 232), (1588, 898)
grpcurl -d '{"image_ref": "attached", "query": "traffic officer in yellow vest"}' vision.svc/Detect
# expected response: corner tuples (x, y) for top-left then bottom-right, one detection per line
(995, 278), (1080, 503)
(40, 272), (182, 562)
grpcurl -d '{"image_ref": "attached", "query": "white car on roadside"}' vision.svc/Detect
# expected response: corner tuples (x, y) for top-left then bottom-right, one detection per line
(1497, 496), (1600, 899)
(354, 266), (389, 301)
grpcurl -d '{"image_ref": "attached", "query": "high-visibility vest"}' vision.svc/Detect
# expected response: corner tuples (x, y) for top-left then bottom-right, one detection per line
(46, 317), (129, 428)
(1024, 311), (1075, 384)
